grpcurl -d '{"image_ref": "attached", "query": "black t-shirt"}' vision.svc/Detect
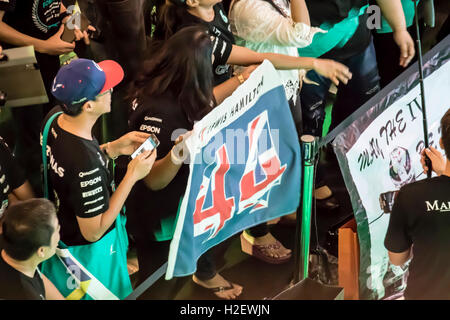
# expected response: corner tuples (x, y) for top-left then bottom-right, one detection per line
(127, 93), (191, 241)
(0, 249), (46, 300)
(0, 0), (61, 41)
(41, 107), (114, 246)
(304, 0), (371, 60)
(0, 136), (26, 219)
(385, 176), (450, 300)
(153, 3), (235, 86)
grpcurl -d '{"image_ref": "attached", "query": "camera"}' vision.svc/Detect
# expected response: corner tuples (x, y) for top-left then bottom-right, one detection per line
(379, 190), (399, 213)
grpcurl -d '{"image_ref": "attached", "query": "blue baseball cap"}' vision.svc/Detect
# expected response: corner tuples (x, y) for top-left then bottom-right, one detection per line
(51, 58), (124, 108)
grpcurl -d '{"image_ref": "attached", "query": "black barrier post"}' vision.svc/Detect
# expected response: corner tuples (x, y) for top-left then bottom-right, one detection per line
(414, 0), (432, 178)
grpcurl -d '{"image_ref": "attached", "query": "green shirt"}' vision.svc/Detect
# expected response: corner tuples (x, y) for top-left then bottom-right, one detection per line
(298, 4), (369, 58)
(376, 0), (418, 34)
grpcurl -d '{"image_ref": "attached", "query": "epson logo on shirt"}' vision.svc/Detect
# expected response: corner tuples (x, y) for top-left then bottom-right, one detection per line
(140, 124), (161, 134)
(80, 176), (102, 188)
(82, 186), (103, 198)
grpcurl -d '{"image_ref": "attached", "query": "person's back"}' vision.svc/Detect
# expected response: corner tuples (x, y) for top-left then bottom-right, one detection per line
(385, 177), (450, 299)
(385, 108), (450, 300)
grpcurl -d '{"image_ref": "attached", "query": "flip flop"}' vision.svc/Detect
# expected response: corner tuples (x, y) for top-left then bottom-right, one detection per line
(240, 233), (291, 264)
(193, 279), (239, 299)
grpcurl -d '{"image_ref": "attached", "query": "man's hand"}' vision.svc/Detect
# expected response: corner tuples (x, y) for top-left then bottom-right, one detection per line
(421, 146), (446, 176)
(127, 149), (157, 182)
(393, 29), (415, 68)
(62, 12), (96, 45)
(109, 131), (151, 158)
(36, 25), (75, 55)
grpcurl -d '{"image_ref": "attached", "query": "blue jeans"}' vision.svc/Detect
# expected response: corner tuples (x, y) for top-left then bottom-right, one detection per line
(301, 40), (381, 137)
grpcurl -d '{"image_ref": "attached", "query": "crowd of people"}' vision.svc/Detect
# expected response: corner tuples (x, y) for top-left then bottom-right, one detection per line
(0, 0), (448, 300)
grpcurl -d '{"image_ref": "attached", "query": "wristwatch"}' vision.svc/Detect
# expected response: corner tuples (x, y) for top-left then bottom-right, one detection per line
(102, 142), (118, 160)
(237, 74), (245, 84)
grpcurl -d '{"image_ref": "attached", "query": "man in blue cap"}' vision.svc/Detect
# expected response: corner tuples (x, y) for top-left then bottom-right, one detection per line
(39, 58), (156, 300)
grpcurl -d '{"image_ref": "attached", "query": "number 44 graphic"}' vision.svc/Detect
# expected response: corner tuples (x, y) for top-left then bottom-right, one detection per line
(193, 111), (286, 239)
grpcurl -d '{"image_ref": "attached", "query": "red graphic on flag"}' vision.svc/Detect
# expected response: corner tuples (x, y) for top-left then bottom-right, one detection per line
(193, 145), (235, 238)
(193, 111), (285, 239)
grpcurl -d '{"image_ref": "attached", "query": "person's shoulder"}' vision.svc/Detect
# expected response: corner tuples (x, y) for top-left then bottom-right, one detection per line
(41, 106), (63, 132)
(178, 7), (203, 28)
(399, 176), (448, 195)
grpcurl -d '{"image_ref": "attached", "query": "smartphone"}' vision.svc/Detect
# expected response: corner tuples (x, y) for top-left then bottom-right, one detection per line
(61, 12), (91, 43)
(131, 134), (159, 159)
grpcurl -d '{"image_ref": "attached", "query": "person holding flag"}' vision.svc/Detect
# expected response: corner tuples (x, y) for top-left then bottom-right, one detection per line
(127, 26), (253, 300)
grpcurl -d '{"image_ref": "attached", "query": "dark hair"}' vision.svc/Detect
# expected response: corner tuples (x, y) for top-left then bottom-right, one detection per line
(1, 199), (57, 261)
(153, 0), (192, 41)
(441, 108), (450, 159)
(130, 26), (214, 122)
(60, 102), (84, 117)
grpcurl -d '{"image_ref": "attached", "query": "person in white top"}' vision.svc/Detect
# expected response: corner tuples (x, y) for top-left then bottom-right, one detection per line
(229, 0), (332, 263)
(230, 0), (322, 131)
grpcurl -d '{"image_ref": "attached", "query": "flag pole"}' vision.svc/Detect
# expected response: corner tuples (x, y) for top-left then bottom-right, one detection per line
(414, 0), (432, 178)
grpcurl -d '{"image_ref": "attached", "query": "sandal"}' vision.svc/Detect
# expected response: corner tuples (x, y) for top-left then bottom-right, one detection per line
(314, 186), (340, 211)
(193, 278), (241, 299)
(240, 233), (291, 264)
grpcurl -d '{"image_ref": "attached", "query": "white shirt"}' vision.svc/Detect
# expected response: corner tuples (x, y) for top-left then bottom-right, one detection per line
(229, 0), (323, 102)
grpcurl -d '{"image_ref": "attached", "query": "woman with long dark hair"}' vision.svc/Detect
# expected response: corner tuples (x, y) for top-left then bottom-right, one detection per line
(127, 26), (247, 299)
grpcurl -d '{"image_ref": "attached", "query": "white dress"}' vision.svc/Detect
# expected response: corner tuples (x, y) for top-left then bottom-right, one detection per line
(229, 0), (322, 105)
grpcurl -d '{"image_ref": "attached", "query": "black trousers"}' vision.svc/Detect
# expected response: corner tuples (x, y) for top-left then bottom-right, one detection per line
(301, 39), (381, 137)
